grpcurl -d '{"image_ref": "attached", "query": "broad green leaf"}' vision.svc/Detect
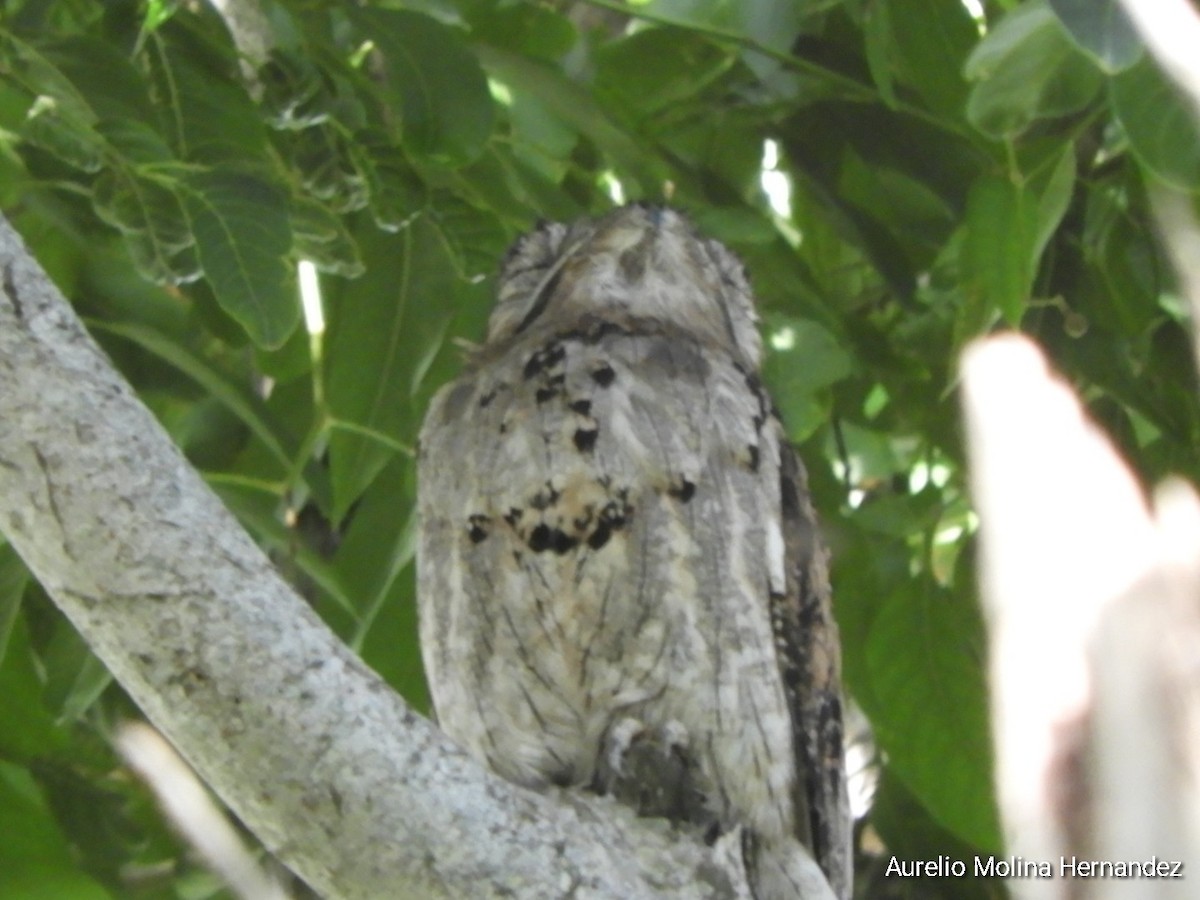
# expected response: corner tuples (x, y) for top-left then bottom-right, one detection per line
(595, 28), (732, 121)
(965, 1), (1103, 137)
(290, 195), (364, 278)
(351, 9), (494, 166)
(347, 129), (426, 232)
(1029, 141), (1076, 263)
(89, 319), (300, 477)
(1047, 0), (1142, 73)
(430, 192), (511, 281)
(474, 43), (664, 194)
(863, 1), (899, 108)
(93, 118), (175, 164)
(0, 545), (27, 666)
(1111, 56), (1200, 191)
(144, 18), (267, 164)
(871, 771), (1002, 885)
(285, 124), (367, 213)
(866, 580), (1001, 852)
(963, 173), (1037, 326)
(36, 36), (155, 123)
(0, 763), (109, 900)
(19, 96), (105, 172)
(464, 2), (577, 62)
(642, 0), (807, 95)
(878, 0), (978, 118)
(0, 617), (68, 761)
(181, 170), (297, 348)
(763, 315), (855, 441)
(39, 627), (111, 724)
(92, 169), (195, 284)
(334, 457), (417, 633)
(259, 47), (337, 130)
(324, 216), (461, 518)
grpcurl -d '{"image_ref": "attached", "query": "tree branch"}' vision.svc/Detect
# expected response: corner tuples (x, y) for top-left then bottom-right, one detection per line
(0, 214), (763, 899)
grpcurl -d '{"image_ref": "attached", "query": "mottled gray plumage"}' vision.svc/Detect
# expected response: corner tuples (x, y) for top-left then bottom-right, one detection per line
(418, 205), (850, 898)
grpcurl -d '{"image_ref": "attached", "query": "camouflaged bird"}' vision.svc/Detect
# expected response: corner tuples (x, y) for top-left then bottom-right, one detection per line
(417, 205), (851, 899)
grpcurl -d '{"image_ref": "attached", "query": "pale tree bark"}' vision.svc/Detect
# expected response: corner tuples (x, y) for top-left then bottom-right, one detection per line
(0, 214), (813, 899)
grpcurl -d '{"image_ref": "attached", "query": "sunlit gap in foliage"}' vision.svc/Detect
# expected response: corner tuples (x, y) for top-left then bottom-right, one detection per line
(299, 260), (325, 336)
(831, 458), (867, 509)
(960, 0), (986, 33)
(908, 459), (951, 493)
(760, 139), (792, 218)
(488, 79), (513, 106)
(349, 40), (375, 69)
(769, 326), (796, 353)
(600, 171), (626, 205)
(299, 259), (326, 411)
(760, 139), (801, 246)
(844, 720), (876, 819)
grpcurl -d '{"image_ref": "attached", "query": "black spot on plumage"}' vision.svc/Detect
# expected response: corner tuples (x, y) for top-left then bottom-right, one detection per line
(591, 364), (616, 387)
(574, 427), (598, 452)
(668, 479), (695, 503)
(529, 523), (578, 555)
(747, 444), (760, 472)
(588, 521), (612, 550)
(523, 343), (566, 380)
(570, 399), (592, 415)
(467, 514), (490, 543)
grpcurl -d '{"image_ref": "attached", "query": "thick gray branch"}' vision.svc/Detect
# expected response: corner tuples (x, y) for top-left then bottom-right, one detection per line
(0, 215), (756, 899)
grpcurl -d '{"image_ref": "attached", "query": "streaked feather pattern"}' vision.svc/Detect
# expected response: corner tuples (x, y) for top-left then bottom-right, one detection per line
(418, 205), (850, 898)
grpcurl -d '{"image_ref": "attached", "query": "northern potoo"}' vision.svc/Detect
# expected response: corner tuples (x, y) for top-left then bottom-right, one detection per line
(417, 205), (851, 898)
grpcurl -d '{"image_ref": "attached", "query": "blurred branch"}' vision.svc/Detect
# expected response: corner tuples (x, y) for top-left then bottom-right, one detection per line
(116, 722), (291, 900)
(962, 334), (1200, 897)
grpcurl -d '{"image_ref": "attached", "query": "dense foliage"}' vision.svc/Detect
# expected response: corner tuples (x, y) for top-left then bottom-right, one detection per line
(1, 0), (1197, 897)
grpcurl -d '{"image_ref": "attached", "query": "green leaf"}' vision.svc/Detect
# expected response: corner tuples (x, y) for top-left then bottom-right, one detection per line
(89, 319), (301, 478)
(430, 192), (511, 281)
(181, 170), (297, 348)
(0, 616), (68, 761)
(258, 47), (337, 130)
(642, 0), (807, 95)
(36, 36), (156, 123)
(0, 545), (28, 666)
(1111, 56), (1200, 191)
(762, 316), (854, 441)
(595, 28), (732, 121)
(866, 580), (1001, 852)
(351, 9), (494, 166)
(290, 195), (364, 278)
(963, 173), (1037, 326)
(19, 96), (106, 172)
(877, 0), (978, 118)
(473, 43), (664, 194)
(464, 2), (577, 62)
(0, 763), (110, 900)
(145, 17), (267, 164)
(1029, 141), (1076, 263)
(324, 216), (464, 518)
(333, 457), (418, 643)
(92, 169), (196, 284)
(347, 129), (426, 232)
(965, 1), (1104, 137)
(1047, 0), (1143, 73)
